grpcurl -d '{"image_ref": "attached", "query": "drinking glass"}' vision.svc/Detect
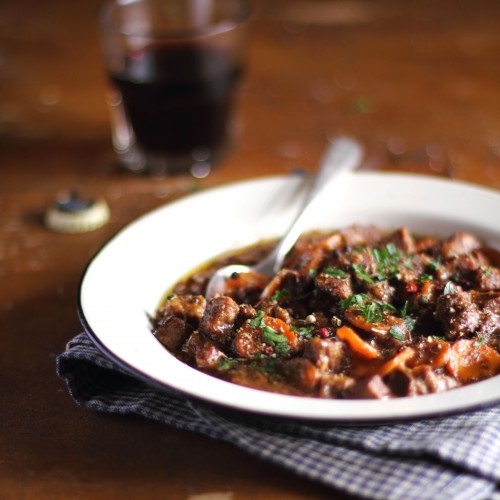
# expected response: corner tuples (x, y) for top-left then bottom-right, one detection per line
(99, 0), (250, 177)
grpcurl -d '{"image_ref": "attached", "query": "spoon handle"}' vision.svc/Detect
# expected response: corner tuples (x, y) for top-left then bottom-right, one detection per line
(254, 137), (363, 276)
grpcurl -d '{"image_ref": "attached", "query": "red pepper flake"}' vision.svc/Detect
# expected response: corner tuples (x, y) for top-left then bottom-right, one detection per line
(264, 345), (274, 354)
(405, 282), (418, 294)
(319, 328), (330, 338)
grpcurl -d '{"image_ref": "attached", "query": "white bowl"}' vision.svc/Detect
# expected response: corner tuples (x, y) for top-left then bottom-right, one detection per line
(78, 172), (500, 422)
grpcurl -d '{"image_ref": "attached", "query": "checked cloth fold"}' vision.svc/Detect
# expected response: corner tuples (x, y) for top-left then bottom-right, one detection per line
(56, 332), (500, 500)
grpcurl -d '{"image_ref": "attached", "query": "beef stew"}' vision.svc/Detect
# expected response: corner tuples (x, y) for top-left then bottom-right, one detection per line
(153, 226), (500, 399)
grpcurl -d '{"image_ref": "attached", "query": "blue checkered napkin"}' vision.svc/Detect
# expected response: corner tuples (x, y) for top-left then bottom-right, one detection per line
(56, 333), (500, 500)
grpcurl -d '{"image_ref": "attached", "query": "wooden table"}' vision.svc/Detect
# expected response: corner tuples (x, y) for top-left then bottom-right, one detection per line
(1, 0), (499, 498)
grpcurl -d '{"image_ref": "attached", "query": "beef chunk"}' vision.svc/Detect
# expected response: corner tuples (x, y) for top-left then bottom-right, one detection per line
(318, 373), (355, 398)
(385, 366), (458, 396)
(441, 232), (481, 259)
(341, 225), (383, 246)
(199, 295), (239, 345)
(436, 251), (489, 289)
(383, 227), (416, 254)
(434, 291), (481, 340)
(285, 358), (320, 392)
(366, 280), (395, 303)
(471, 291), (500, 313)
(238, 303), (257, 322)
(194, 342), (227, 369)
(233, 324), (265, 359)
(315, 272), (352, 300)
(159, 294), (206, 327)
(154, 315), (192, 351)
(345, 374), (392, 399)
(182, 331), (227, 369)
(484, 328), (500, 350)
(304, 337), (346, 374)
(412, 365), (459, 393)
(350, 249), (378, 277)
(257, 304), (292, 324)
(260, 269), (302, 301)
(474, 292), (500, 339)
(477, 265), (500, 291)
(384, 368), (415, 396)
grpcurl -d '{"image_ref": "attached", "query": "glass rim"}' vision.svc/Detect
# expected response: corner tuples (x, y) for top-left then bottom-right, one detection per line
(98, 0), (251, 39)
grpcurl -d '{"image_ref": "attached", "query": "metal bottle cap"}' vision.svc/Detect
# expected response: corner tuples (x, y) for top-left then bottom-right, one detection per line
(45, 191), (110, 234)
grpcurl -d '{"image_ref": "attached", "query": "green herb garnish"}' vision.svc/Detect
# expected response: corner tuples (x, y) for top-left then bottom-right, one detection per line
(324, 267), (348, 278)
(389, 325), (406, 341)
(418, 273), (434, 283)
(272, 289), (291, 303)
(370, 243), (403, 281)
(428, 256), (442, 271)
(404, 316), (416, 332)
(339, 293), (395, 324)
(473, 337), (487, 347)
(294, 325), (315, 339)
(339, 293), (371, 309)
(262, 327), (290, 354)
(431, 335), (446, 341)
(249, 310), (265, 328)
(262, 328), (289, 345)
(250, 310), (290, 353)
(217, 358), (238, 370)
(400, 300), (413, 317)
(353, 264), (375, 284)
(443, 281), (455, 295)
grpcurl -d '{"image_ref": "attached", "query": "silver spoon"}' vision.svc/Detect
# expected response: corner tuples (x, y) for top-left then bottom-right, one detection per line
(204, 137), (364, 299)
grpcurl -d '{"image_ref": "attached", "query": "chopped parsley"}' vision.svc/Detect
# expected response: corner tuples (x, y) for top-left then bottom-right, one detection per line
(262, 328), (288, 345)
(418, 273), (434, 283)
(350, 243), (405, 284)
(339, 293), (371, 309)
(249, 310), (265, 328)
(353, 264), (375, 284)
(428, 256), (442, 271)
(217, 358), (238, 371)
(294, 324), (315, 339)
(249, 310), (290, 354)
(272, 289), (291, 303)
(389, 325), (406, 341)
(324, 267), (348, 278)
(400, 300), (417, 317)
(339, 293), (396, 324)
(371, 243), (403, 281)
(473, 337), (487, 347)
(262, 328), (290, 354)
(431, 335), (446, 341)
(404, 316), (416, 332)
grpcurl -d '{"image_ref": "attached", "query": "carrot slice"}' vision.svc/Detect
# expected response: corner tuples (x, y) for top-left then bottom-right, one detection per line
(336, 325), (380, 359)
(446, 338), (500, 383)
(264, 316), (298, 348)
(378, 347), (415, 377)
(429, 340), (450, 369)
